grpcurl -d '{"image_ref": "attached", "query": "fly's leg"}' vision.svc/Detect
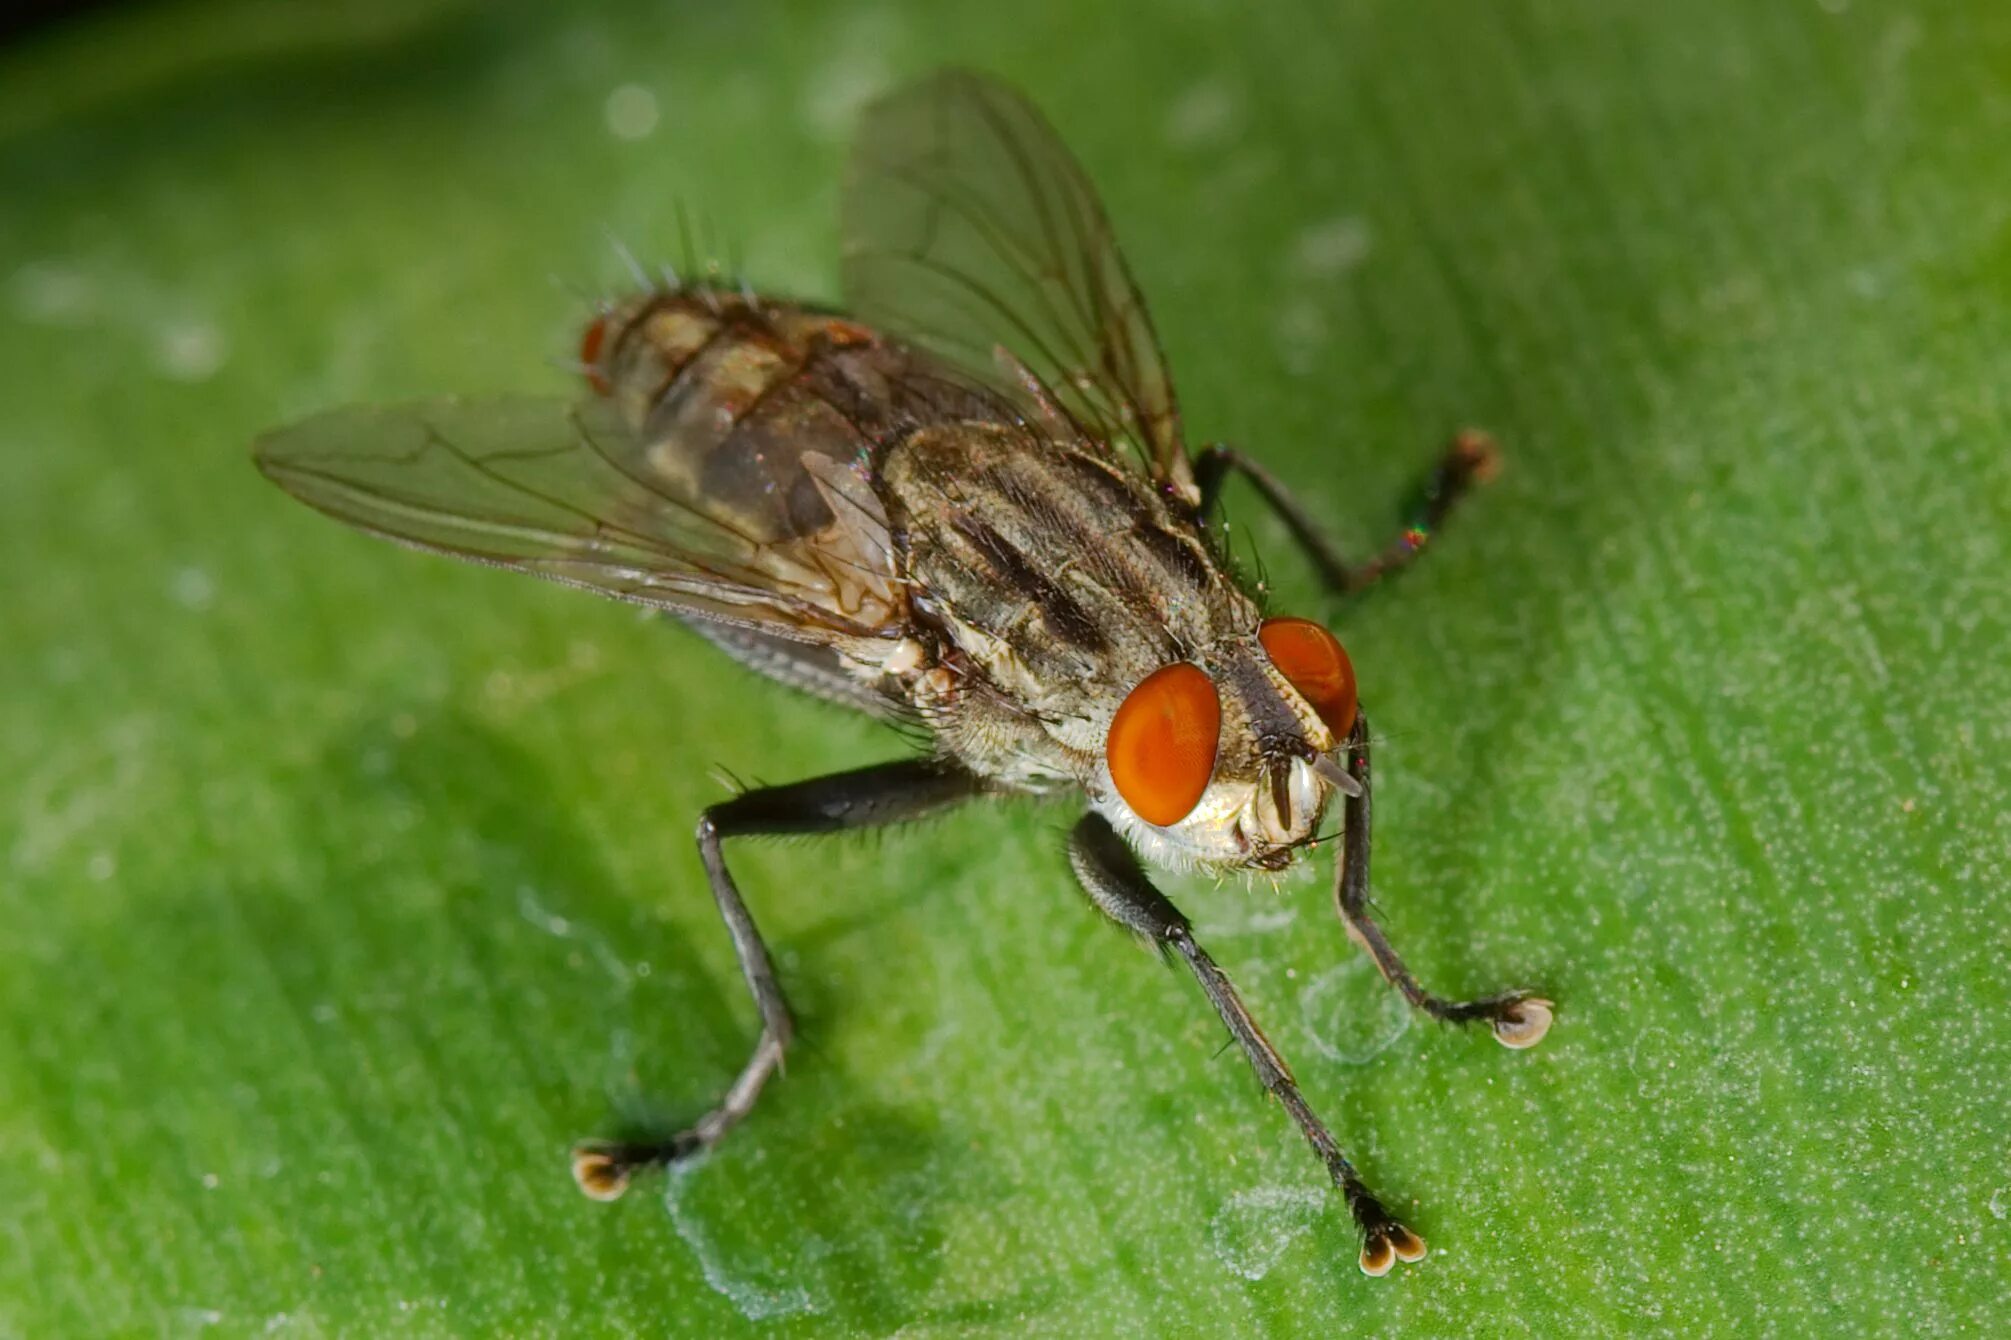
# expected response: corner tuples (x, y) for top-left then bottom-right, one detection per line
(1338, 712), (1553, 1048)
(572, 759), (983, 1200)
(1068, 812), (1426, 1277)
(1193, 431), (1499, 596)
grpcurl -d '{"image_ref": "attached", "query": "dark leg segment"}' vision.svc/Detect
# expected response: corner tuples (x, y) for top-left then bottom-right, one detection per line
(1337, 712), (1553, 1049)
(572, 759), (984, 1200)
(1194, 430), (1500, 596)
(1068, 813), (1426, 1276)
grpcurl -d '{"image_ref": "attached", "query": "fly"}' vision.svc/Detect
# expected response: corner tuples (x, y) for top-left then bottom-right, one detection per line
(254, 69), (1552, 1277)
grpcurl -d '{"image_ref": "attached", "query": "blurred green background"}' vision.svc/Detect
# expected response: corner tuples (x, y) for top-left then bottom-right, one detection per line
(3, 1), (2007, 1335)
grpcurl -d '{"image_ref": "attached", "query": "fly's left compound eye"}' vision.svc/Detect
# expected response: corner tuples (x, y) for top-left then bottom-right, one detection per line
(1260, 617), (1359, 739)
(1106, 662), (1222, 827)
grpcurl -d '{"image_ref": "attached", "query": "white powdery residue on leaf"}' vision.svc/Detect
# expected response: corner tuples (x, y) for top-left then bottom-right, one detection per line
(800, 10), (897, 140)
(478, 651), (606, 718)
(1299, 958), (1410, 1065)
(1196, 898), (1300, 939)
(154, 318), (227, 381)
(1290, 216), (1373, 278)
(6, 258), (97, 325)
(602, 83), (659, 141)
(516, 885), (644, 1100)
(516, 885), (632, 991)
(9, 716), (152, 874)
(662, 1160), (823, 1319)
(1208, 1185), (1324, 1280)
(1865, 15), (1923, 136)
(1270, 296), (1331, 379)
(1164, 80), (1239, 148)
(170, 566), (215, 611)
(901, 1013), (962, 1076)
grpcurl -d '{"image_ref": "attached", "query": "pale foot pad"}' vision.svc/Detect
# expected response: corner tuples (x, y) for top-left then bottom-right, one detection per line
(1493, 997), (1554, 1050)
(571, 1146), (633, 1202)
(1359, 1223), (1428, 1276)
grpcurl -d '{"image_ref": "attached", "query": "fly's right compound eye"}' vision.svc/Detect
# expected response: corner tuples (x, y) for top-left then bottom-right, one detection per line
(1106, 663), (1222, 827)
(581, 314), (612, 394)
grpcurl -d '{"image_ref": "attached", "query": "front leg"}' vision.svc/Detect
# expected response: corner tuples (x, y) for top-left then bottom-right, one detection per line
(1068, 813), (1426, 1277)
(1337, 712), (1554, 1048)
(1193, 430), (1499, 596)
(572, 759), (984, 1200)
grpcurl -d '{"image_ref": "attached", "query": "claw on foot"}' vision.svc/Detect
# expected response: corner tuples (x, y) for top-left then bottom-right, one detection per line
(572, 1131), (704, 1200)
(1491, 996), (1554, 1050)
(1450, 428), (1504, 484)
(571, 1145), (634, 1202)
(1359, 1221), (1428, 1276)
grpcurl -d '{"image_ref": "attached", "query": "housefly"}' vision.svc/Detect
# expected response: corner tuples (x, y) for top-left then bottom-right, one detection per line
(255, 69), (1551, 1277)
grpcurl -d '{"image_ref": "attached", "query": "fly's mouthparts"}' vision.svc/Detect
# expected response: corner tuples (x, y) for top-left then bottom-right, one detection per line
(1248, 752), (1336, 856)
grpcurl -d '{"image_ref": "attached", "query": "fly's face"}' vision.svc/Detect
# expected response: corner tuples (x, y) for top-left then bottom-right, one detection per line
(1096, 617), (1362, 874)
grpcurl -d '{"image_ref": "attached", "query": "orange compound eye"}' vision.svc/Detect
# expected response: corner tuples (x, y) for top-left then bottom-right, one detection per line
(1106, 663), (1222, 827)
(1260, 617), (1359, 739)
(580, 315), (612, 394)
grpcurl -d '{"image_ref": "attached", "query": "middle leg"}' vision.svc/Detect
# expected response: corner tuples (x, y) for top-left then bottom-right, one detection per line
(1336, 712), (1553, 1049)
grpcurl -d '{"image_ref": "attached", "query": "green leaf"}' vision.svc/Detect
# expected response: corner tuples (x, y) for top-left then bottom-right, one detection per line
(3, 1), (2005, 1334)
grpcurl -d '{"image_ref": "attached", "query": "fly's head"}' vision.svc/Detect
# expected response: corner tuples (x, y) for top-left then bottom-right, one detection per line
(1092, 616), (1361, 875)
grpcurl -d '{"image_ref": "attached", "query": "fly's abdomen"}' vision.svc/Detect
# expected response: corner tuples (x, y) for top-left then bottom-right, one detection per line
(570, 288), (955, 633)
(583, 292), (885, 547)
(582, 289), (1015, 551)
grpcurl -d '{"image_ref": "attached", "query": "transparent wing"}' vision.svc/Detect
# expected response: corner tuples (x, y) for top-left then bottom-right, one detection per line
(841, 69), (1195, 499)
(253, 393), (901, 641)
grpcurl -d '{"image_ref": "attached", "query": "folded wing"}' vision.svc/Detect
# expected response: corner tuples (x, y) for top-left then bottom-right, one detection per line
(254, 391), (903, 642)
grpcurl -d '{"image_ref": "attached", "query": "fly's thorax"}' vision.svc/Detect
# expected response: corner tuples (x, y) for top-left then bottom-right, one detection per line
(881, 421), (1252, 758)
(880, 421), (1250, 683)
